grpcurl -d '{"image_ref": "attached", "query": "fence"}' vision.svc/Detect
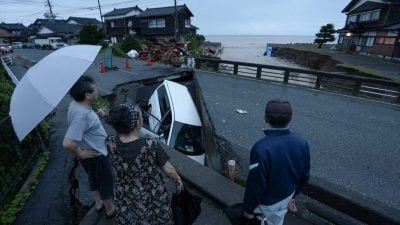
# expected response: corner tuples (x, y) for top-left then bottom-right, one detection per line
(0, 56), (46, 204)
(194, 57), (400, 104)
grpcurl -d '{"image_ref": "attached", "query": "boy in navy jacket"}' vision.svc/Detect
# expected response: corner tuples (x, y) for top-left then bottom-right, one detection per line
(242, 99), (310, 225)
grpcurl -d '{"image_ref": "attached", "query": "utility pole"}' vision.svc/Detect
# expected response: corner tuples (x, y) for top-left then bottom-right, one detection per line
(97, 0), (106, 31)
(174, 0), (179, 41)
(45, 0), (55, 19)
(47, 0), (53, 15)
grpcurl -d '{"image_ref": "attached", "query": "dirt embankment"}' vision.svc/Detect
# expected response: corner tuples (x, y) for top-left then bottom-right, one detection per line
(275, 47), (343, 72)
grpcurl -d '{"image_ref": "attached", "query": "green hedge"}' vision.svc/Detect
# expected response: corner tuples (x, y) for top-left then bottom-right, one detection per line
(0, 64), (50, 225)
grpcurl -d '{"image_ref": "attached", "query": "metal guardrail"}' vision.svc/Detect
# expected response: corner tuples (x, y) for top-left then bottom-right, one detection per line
(1, 55), (19, 85)
(194, 57), (400, 104)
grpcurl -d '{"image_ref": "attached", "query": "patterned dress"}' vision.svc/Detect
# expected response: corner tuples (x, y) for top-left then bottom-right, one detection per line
(106, 136), (173, 225)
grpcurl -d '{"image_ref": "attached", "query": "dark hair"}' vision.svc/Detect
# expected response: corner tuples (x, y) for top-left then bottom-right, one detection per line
(69, 76), (95, 102)
(109, 103), (140, 134)
(265, 99), (292, 128)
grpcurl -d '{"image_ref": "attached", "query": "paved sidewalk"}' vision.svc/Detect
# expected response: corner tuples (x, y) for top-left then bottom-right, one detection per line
(10, 50), (190, 225)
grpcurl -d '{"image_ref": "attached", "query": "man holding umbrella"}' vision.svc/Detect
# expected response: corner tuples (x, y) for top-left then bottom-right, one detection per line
(63, 75), (115, 218)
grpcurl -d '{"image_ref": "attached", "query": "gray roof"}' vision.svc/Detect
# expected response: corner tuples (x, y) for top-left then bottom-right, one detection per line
(40, 21), (81, 34)
(343, 0), (400, 13)
(103, 6), (143, 17)
(0, 23), (28, 31)
(67, 17), (100, 25)
(138, 5), (193, 18)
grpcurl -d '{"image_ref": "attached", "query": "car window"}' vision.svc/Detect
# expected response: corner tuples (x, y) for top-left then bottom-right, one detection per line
(157, 85), (172, 136)
(157, 85), (170, 118)
(170, 122), (204, 156)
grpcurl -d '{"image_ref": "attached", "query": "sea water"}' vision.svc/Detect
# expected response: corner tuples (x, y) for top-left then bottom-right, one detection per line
(205, 35), (314, 68)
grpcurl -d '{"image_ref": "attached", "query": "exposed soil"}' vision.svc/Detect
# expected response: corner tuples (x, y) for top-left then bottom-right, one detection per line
(275, 48), (341, 71)
(274, 47), (390, 80)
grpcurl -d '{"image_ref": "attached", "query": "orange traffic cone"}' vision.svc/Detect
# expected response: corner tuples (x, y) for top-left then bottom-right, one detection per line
(147, 55), (152, 65)
(124, 58), (131, 69)
(100, 63), (106, 73)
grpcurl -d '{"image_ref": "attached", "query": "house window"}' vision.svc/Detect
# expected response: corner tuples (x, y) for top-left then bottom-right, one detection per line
(185, 19), (191, 28)
(370, 10), (380, 20)
(358, 37), (367, 46)
(338, 36), (343, 44)
(110, 21), (115, 28)
(366, 37), (375, 47)
(347, 15), (357, 24)
(111, 37), (117, 44)
(384, 37), (396, 45)
(376, 37), (385, 44)
(148, 18), (166, 28)
(359, 12), (371, 21)
(127, 20), (132, 27)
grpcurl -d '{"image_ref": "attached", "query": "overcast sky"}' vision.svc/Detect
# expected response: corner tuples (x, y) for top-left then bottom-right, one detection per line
(0, 0), (350, 35)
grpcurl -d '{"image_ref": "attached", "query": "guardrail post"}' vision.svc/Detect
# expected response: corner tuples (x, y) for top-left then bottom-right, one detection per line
(352, 81), (362, 96)
(213, 62), (219, 72)
(256, 66), (262, 79)
(315, 76), (322, 89)
(233, 64), (238, 75)
(195, 59), (201, 69)
(283, 70), (290, 84)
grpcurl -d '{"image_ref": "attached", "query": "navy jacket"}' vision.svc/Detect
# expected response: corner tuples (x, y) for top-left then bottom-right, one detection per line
(243, 128), (310, 213)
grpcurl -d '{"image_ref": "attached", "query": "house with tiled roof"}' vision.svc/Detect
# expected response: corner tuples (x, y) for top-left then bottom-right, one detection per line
(0, 23), (30, 41)
(67, 17), (102, 27)
(336, 0), (400, 59)
(29, 18), (99, 44)
(138, 4), (197, 40)
(103, 5), (143, 43)
(103, 4), (197, 43)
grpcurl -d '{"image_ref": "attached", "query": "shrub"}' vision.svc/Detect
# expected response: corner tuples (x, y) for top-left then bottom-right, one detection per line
(119, 35), (142, 53)
(111, 45), (127, 57)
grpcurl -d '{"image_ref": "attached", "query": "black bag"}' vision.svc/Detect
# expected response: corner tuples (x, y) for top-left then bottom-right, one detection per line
(171, 187), (202, 225)
(224, 203), (265, 225)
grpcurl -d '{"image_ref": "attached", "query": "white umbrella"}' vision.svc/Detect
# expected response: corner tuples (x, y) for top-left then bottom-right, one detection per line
(10, 45), (101, 141)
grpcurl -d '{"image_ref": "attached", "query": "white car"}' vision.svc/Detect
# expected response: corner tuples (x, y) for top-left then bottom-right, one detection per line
(139, 80), (206, 165)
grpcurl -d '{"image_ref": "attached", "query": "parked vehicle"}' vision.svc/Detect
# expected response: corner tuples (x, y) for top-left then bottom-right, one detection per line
(0, 43), (13, 54)
(33, 37), (68, 50)
(22, 42), (33, 49)
(139, 80), (206, 165)
(12, 42), (23, 49)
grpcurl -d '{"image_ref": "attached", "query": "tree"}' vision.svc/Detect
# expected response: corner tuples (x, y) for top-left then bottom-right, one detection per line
(79, 24), (105, 45)
(314, 23), (336, 48)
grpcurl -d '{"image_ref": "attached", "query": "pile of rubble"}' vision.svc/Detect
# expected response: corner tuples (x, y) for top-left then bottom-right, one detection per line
(138, 41), (186, 65)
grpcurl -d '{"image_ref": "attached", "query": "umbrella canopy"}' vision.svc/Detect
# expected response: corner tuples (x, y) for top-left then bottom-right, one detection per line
(10, 45), (101, 141)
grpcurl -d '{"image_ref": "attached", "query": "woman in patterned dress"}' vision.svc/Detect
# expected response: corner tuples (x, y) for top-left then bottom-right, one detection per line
(107, 103), (183, 225)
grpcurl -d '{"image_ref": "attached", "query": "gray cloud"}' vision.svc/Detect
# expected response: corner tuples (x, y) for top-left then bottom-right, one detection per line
(0, 0), (349, 35)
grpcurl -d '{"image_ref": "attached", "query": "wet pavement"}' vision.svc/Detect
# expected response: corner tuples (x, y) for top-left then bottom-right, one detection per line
(9, 49), (190, 225)
(10, 48), (393, 224)
(195, 70), (400, 213)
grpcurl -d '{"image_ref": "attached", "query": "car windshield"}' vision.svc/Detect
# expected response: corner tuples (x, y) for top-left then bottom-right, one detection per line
(170, 122), (204, 156)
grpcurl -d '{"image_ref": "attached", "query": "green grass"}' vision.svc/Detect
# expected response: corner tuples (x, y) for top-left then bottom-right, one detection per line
(336, 63), (387, 79)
